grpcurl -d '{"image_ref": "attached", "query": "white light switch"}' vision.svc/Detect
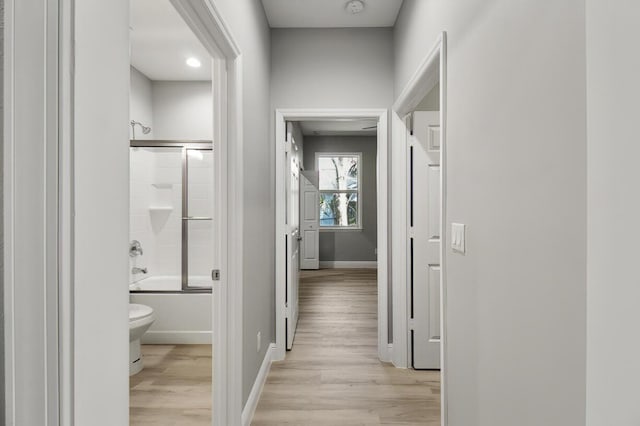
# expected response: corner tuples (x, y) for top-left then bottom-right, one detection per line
(451, 223), (466, 254)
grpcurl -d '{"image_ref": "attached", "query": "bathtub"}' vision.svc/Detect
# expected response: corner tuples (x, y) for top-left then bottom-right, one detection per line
(129, 275), (212, 344)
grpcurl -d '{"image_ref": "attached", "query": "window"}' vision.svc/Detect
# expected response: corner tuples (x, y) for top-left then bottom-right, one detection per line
(316, 153), (362, 229)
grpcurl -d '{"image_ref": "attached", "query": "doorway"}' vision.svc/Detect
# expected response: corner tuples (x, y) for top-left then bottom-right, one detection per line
(3, 0), (244, 424)
(274, 109), (389, 362)
(392, 32), (448, 425)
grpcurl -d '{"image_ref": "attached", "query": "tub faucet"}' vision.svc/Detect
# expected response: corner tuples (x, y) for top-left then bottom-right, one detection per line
(132, 267), (148, 275)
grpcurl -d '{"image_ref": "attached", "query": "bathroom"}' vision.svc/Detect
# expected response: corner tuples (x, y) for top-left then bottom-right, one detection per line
(128, 0), (214, 423)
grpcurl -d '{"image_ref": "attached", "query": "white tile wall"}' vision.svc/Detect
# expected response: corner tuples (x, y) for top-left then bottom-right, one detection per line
(129, 148), (183, 286)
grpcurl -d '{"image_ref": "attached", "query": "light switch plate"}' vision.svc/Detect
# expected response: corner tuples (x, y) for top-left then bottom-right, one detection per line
(452, 223), (466, 254)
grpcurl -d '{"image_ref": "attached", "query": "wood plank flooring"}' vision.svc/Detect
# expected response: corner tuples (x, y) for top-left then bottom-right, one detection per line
(252, 269), (440, 426)
(130, 344), (212, 425)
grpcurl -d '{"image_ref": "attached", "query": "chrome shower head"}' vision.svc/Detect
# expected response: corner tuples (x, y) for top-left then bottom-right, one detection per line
(130, 120), (152, 139)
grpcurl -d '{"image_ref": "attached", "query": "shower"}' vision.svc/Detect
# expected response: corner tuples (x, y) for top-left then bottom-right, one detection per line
(130, 120), (152, 139)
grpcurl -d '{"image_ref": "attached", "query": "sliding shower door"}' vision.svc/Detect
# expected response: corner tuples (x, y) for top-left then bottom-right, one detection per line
(184, 148), (214, 289)
(129, 141), (213, 293)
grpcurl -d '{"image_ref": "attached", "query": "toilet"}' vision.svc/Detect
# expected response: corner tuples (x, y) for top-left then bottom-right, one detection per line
(129, 303), (155, 376)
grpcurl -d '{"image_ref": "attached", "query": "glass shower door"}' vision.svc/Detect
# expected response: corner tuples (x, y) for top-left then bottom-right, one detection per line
(184, 148), (214, 289)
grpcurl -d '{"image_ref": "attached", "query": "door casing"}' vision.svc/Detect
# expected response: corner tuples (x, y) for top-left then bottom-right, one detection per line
(392, 32), (448, 426)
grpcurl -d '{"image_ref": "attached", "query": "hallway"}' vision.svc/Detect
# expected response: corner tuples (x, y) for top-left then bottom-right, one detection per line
(252, 269), (440, 425)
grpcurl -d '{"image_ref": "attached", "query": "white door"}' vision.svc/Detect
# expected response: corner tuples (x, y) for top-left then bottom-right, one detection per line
(409, 111), (441, 369)
(300, 172), (320, 270)
(286, 123), (301, 350)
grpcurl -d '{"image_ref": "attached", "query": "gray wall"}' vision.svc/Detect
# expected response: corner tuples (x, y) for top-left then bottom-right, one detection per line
(214, 0), (273, 408)
(129, 67), (213, 140)
(303, 136), (377, 262)
(271, 28), (393, 109)
(586, 1), (640, 424)
(395, 1), (587, 425)
(151, 80), (212, 140)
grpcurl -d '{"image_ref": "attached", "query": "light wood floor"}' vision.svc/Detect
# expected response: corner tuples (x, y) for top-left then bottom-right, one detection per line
(130, 344), (212, 425)
(252, 269), (440, 426)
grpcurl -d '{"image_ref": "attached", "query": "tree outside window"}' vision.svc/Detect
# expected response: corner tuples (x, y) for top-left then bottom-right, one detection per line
(317, 154), (361, 228)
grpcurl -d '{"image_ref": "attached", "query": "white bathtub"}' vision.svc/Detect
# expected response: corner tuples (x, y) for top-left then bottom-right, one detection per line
(129, 275), (212, 344)
(129, 275), (211, 291)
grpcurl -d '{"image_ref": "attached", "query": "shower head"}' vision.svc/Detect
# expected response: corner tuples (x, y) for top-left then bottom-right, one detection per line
(130, 120), (152, 139)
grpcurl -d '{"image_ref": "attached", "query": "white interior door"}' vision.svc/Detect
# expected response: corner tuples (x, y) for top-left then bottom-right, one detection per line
(286, 123), (301, 350)
(409, 111), (441, 369)
(300, 172), (320, 270)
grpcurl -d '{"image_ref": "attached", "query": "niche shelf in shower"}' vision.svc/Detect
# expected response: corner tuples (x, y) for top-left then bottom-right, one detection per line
(151, 183), (174, 189)
(148, 206), (173, 212)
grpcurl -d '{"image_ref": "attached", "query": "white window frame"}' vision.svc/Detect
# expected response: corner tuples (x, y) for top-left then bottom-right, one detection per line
(315, 152), (363, 231)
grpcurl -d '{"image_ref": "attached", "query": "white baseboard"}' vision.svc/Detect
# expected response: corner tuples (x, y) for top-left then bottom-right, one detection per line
(380, 343), (393, 362)
(242, 343), (275, 426)
(319, 261), (378, 269)
(141, 330), (212, 344)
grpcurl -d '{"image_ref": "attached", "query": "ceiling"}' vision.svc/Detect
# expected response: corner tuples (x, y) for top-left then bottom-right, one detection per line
(262, 0), (404, 28)
(299, 120), (378, 136)
(130, 0), (211, 81)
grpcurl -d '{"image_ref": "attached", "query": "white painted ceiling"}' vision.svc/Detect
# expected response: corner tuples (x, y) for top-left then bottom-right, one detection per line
(130, 0), (211, 81)
(262, 0), (404, 28)
(299, 120), (378, 136)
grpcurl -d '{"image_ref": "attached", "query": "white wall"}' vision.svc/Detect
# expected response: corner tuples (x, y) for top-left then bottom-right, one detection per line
(152, 81), (212, 140)
(130, 66), (154, 139)
(586, 1), (640, 424)
(395, 1), (587, 425)
(271, 28), (393, 109)
(208, 0), (273, 408)
(74, 0), (130, 424)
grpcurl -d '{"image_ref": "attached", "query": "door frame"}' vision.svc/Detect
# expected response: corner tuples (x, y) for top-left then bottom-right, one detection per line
(3, 0), (245, 424)
(171, 2), (243, 424)
(274, 108), (390, 362)
(391, 32), (448, 425)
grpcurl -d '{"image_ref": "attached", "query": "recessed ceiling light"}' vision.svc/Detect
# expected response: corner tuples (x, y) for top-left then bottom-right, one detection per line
(186, 57), (201, 68)
(345, 0), (365, 14)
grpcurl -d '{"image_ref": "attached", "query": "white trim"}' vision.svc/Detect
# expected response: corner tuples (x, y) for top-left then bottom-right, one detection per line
(141, 331), (213, 345)
(275, 109), (389, 363)
(4, 0), (62, 423)
(170, 2), (244, 425)
(241, 343), (275, 426)
(386, 343), (394, 361)
(319, 261), (378, 269)
(391, 32), (448, 426)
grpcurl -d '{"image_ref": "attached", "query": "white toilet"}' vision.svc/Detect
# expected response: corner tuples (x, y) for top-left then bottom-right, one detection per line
(129, 303), (155, 376)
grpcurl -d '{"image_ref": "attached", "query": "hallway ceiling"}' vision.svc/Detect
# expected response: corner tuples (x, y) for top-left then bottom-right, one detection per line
(130, 0), (211, 81)
(299, 120), (378, 136)
(262, 0), (404, 28)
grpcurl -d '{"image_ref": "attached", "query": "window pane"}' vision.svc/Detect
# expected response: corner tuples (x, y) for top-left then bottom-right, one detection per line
(320, 192), (358, 227)
(318, 156), (358, 191)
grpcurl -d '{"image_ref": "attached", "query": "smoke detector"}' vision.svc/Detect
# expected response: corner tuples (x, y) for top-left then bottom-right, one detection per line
(345, 0), (365, 15)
